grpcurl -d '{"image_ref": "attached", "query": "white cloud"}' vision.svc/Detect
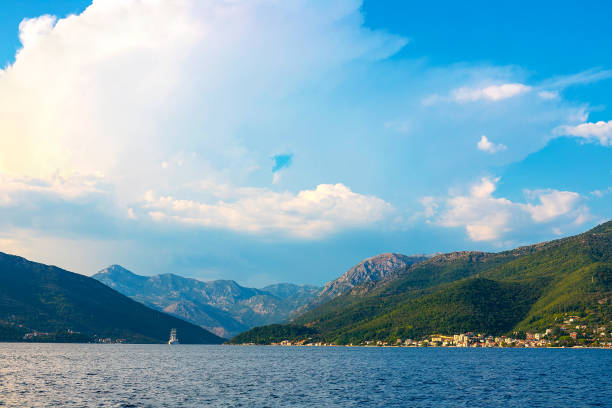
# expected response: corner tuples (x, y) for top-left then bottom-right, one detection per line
(420, 196), (438, 218)
(0, 0), (405, 183)
(428, 177), (588, 241)
(453, 83), (531, 102)
(538, 90), (559, 100)
(590, 188), (612, 198)
(0, 0), (604, 268)
(427, 68), (611, 108)
(477, 135), (507, 154)
(436, 177), (517, 241)
(554, 120), (612, 146)
(524, 190), (581, 222)
(0, 0), (604, 281)
(0, 172), (107, 205)
(0, 0), (405, 238)
(18, 15), (57, 48)
(142, 183), (393, 238)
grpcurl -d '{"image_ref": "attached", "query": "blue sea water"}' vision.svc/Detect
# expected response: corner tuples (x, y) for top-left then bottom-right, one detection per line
(0, 344), (610, 407)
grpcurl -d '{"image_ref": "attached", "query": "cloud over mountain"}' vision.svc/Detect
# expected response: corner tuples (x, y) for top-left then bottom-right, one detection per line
(143, 183), (392, 238)
(0, 0), (609, 282)
(427, 177), (588, 242)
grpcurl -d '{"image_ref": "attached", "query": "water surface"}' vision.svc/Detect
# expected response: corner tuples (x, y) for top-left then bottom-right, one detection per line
(0, 344), (610, 407)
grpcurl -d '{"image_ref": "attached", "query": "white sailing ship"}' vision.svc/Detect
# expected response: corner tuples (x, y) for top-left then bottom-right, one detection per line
(168, 328), (179, 345)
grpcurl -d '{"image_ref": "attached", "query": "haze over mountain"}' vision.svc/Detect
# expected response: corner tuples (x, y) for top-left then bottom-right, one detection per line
(0, 252), (224, 344)
(93, 266), (321, 338)
(231, 221), (612, 345)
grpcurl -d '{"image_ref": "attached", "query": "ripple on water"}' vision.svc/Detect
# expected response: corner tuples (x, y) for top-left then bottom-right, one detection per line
(0, 345), (611, 407)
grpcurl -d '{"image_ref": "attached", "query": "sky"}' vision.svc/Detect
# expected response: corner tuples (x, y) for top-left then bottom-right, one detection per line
(0, 0), (611, 287)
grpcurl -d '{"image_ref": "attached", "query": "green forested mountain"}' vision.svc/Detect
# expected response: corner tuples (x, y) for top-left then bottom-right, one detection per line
(0, 252), (224, 343)
(231, 221), (612, 344)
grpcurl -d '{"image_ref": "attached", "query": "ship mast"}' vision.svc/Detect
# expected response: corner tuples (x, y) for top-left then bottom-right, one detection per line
(168, 328), (179, 344)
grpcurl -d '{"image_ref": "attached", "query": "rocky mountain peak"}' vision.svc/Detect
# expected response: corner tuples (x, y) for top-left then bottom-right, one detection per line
(316, 253), (428, 301)
(98, 264), (139, 276)
(92, 265), (147, 296)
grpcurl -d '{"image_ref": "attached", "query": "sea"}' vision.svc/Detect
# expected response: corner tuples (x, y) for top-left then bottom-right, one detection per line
(0, 344), (610, 407)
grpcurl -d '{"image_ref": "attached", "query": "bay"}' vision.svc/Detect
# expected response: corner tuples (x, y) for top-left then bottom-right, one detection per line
(0, 344), (610, 407)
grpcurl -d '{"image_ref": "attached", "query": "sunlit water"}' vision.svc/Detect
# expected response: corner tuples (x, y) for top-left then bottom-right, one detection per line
(0, 344), (610, 407)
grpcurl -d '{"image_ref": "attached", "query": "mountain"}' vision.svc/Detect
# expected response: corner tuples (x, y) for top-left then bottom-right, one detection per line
(230, 221), (612, 345)
(261, 283), (321, 302)
(93, 267), (321, 338)
(315, 253), (429, 302)
(91, 264), (149, 296)
(261, 283), (323, 318)
(0, 253), (224, 343)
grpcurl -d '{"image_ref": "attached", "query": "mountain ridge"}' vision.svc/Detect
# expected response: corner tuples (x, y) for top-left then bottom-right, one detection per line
(93, 267), (321, 338)
(231, 221), (612, 345)
(304, 253), (429, 311)
(0, 252), (224, 344)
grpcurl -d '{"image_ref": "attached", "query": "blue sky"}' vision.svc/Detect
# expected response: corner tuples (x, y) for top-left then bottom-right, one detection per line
(0, 0), (610, 286)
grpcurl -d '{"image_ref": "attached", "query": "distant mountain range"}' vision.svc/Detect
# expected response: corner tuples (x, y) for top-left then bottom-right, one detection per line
(92, 266), (321, 338)
(0, 252), (223, 344)
(5, 221), (610, 346)
(231, 221), (612, 345)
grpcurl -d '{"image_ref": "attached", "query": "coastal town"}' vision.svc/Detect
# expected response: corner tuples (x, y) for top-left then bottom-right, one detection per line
(264, 316), (612, 348)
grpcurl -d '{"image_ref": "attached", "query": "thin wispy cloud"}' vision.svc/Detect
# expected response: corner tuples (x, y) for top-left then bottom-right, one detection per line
(543, 68), (612, 90)
(453, 83), (531, 102)
(537, 90), (559, 100)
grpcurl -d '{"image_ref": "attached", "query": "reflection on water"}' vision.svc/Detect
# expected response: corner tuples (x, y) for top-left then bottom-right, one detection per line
(0, 344), (610, 407)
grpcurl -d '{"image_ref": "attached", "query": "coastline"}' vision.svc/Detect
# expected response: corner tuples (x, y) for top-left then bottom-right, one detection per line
(228, 343), (612, 349)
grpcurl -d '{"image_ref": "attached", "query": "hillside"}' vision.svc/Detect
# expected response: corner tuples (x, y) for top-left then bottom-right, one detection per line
(93, 266), (321, 338)
(0, 253), (224, 344)
(312, 253), (429, 304)
(231, 221), (612, 345)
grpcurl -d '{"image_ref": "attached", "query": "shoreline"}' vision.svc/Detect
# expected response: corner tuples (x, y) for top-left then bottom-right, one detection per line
(228, 343), (612, 349)
(1, 341), (610, 349)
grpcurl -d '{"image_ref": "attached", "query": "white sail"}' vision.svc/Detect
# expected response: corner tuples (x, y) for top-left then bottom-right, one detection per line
(168, 328), (179, 345)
